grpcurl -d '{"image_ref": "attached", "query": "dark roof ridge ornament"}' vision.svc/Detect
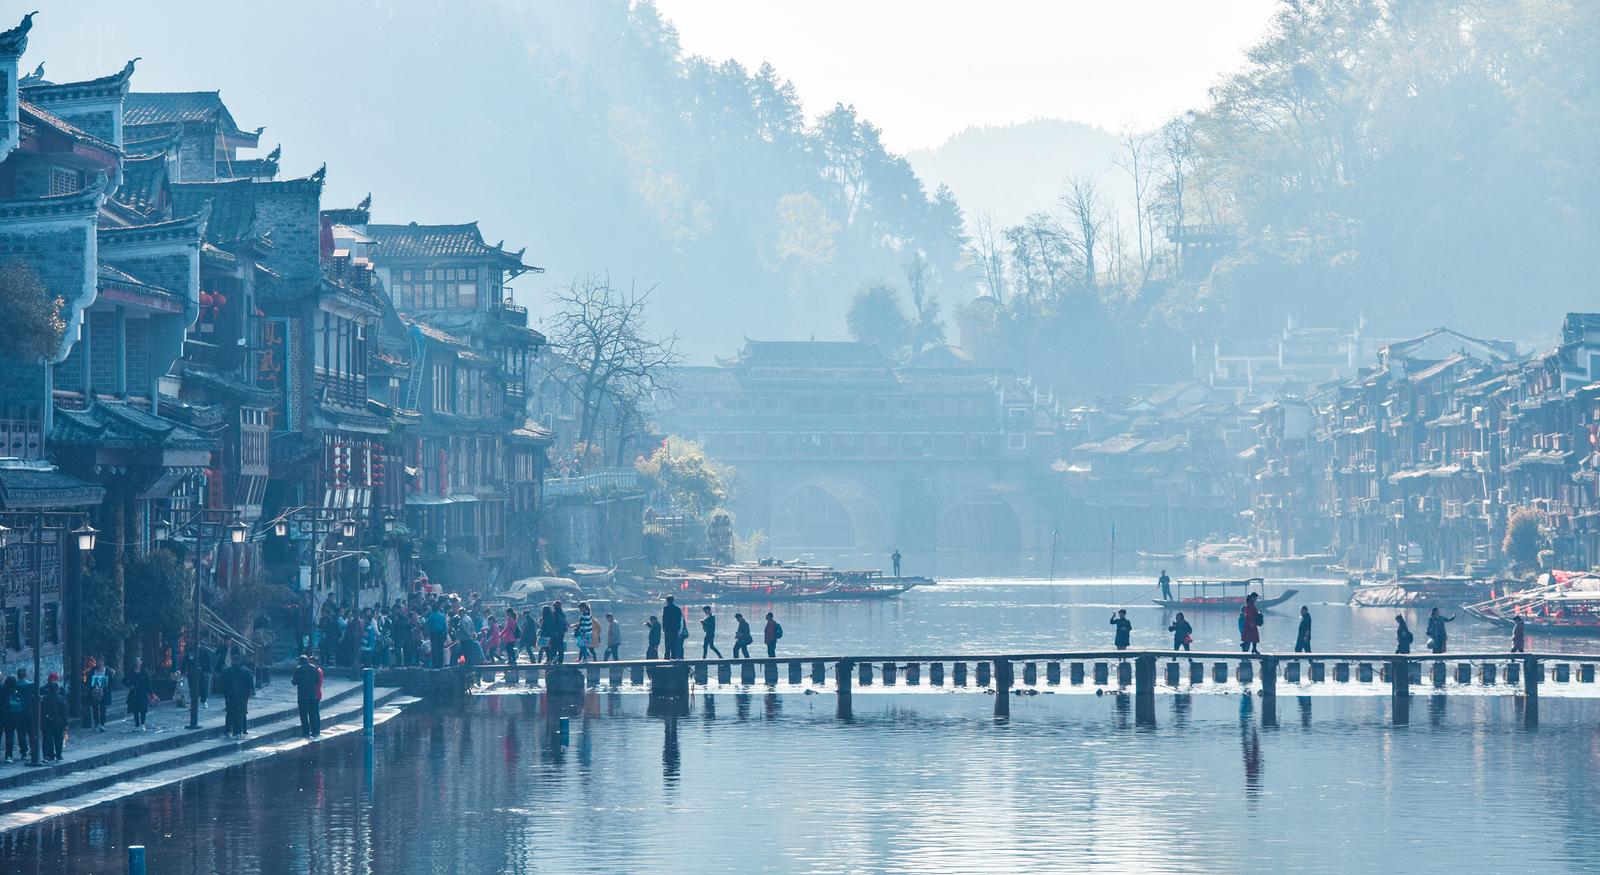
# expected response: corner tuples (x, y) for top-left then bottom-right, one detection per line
(0, 12), (37, 56)
(265, 144), (282, 162)
(309, 163), (327, 185)
(357, 192), (371, 211)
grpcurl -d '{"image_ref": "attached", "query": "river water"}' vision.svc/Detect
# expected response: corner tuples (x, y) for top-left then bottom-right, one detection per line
(5, 575), (1600, 874)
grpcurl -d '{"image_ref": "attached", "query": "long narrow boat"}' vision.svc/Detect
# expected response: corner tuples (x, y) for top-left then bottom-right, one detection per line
(1152, 576), (1298, 610)
(1464, 571), (1600, 634)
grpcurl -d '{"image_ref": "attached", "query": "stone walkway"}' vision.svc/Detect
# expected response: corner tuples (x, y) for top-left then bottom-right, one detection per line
(0, 677), (365, 803)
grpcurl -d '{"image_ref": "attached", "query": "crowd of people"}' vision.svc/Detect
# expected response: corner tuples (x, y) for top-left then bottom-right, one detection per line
(324, 591), (790, 671)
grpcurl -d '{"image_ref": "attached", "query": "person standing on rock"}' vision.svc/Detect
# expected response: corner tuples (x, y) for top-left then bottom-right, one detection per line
(1295, 606), (1313, 653)
(125, 658), (152, 732)
(1168, 612), (1192, 651)
(662, 596), (684, 660)
(644, 615), (662, 659)
(701, 606), (723, 659)
(1426, 607), (1456, 654)
(603, 613), (622, 661)
(293, 654), (323, 737)
(1109, 610), (1133, 651)
(764, 612), (782, 658)
(549, 602), (569, 664)
(221, 653), (256, 738)
(1240, 593), (1263, 655)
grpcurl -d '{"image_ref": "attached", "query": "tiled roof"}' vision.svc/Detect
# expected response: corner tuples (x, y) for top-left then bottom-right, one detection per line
(18, 100), (118, 153)
(53, 401), (214, 451)
(117, 153), (168, 211)
(124, 92), (258, 142)
(19, 58), (136, 104)
(98, 263), (177, 299)
(736, 340), (888, 368)
(171, 178), (256, 243)
(367, 222), (535, 270)
(217, 156), (278, 180)
(0, 462), (104, 510)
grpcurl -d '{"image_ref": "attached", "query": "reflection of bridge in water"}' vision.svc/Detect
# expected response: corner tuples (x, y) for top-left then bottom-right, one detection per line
(466, 650), (1591, 727)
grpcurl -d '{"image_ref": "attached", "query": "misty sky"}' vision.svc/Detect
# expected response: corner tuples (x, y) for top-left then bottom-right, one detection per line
(6, 0), (1287, 355)
(655, 0), (1281, 151)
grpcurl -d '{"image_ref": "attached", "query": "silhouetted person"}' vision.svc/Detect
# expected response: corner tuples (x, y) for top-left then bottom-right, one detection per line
(1, 676), (22, 761)
(644, 615), (662, 659)
(732, 613), (753, 659)
(662, 597), (684, 660)
(549, 601), (569, 664)
(39, 673), (66, 763)
(764, 612), (781, 658)
(1240, 593), (1263, 654)
(125, 658), (152, 732)
(292, 654), (323, 737)
(701, 607), (723, 658)
(892, 549), (902, 577)
(1294, 606), (1312, 653)
(1395, 615), (1414, 654)
(1426, 607), (1455, 654)
(221, 654), (256, 738)
(1109, 609), (1132, 650)
(1159, 570), (1172, 601)
(1511, 615), (1527, 653)
(1168, 612), (1192, 651)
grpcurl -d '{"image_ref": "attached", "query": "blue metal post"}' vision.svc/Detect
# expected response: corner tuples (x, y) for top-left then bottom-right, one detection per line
(363, 668), (375, 736)
(128, 845), (146, 875)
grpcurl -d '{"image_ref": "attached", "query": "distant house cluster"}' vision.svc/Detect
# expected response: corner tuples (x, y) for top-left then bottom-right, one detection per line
(1242, 320), (1600, 573)
(0, 15), (552, 676)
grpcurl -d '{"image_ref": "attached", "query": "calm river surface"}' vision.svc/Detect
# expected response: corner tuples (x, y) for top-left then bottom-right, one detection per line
(6, 574), (1600, 874)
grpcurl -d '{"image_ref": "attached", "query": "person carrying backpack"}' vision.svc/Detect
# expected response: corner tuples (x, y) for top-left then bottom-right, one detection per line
(764, 612), (782, 658)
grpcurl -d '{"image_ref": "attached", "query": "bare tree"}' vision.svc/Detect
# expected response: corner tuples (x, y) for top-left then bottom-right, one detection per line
(965, 212), (1007, 304)
(1158, 114), (1196, 234)
(1059, 175), (1107, 290)
(544, 276), (681, 454)
(1113, 126), (1157, 279)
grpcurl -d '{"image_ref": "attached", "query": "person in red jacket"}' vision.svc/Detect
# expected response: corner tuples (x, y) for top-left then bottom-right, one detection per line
(763, 612), (782, 658)
(1240, 592), (1262, 655)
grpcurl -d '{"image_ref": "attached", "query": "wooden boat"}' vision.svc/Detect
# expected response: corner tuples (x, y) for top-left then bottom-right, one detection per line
(1464, 571), (1600, 634)
(1348, 574), (1500, 608)
(1136, 550), (1183, 561)
(1152, 577), (1298, 610)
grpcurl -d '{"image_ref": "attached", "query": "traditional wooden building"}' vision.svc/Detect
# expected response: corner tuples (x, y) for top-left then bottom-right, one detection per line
(365, 222), (550, 586)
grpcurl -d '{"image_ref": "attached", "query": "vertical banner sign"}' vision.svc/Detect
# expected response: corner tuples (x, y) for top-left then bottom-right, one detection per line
(258, 317), (289, 431)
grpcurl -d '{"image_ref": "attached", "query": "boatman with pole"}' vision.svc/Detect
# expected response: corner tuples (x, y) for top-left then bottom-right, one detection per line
(892, 548), (902, 578)
(1158, 570), (1172, 601)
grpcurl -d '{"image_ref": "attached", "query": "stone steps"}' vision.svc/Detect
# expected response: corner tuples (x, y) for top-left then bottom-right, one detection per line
(0, 684), (400, 817)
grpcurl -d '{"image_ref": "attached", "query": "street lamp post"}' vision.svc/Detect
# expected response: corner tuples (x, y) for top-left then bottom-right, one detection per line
(0, 512), (94, 767)
(159, 510), (244, 731)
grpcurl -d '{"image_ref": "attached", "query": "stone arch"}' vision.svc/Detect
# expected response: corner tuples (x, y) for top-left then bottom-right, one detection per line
(770, 480), (885, 550)
(939, 488), (1023, 552)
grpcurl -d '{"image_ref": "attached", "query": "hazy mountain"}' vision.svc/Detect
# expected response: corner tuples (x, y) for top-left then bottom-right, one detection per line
(907, 119), (1131, 231)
